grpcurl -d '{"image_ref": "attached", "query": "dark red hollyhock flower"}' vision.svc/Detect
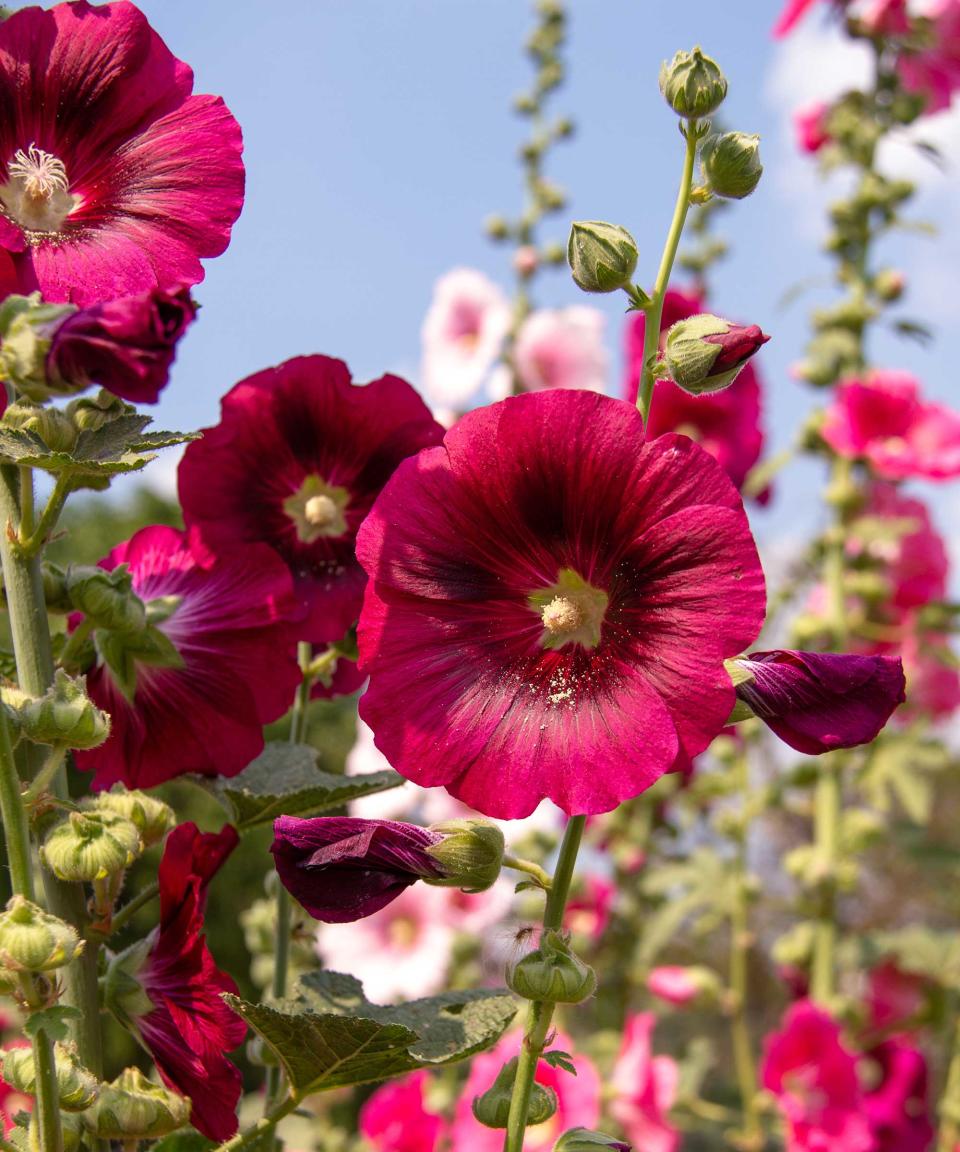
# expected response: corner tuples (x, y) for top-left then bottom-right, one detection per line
(46, 286), (196, 404)
(0, 2), (244, 307)
(271, 816), (446, 923)
(732, 649), (905, 755)
(179, 356), (445, 644)
(74, 526), (301, 790)
(862, 1040), (934, 1152)
(624, 288), (767, 493)
(133, 823), (244, 1141)
(357, 390), (765, 819)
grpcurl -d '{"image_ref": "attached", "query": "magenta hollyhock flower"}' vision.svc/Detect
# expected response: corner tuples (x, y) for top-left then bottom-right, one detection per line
(773, 0), (851, 37)
(821, 372), (960, 481)
(624, 288), (767, 493)
(862, 1040), (934, 1152)
(761, 1001), (873, 1152)
(74, 526), (301, 790)
(514, 306), (608, 393)
(356, 390), (765, 819)
(46, 285), (196, 404)
(647, 966), (700, 1007)
(179, 356), (444, 645)
(359, 1070), (444, 1152)
(862, 0), (912, 36)
(900, 627), (960, 720)
(899, 0), (960, 113)
(131, 823), (245, 1141)
(868, 962), (927, 1035)
(609, 1014), (679, 1152)
(795, 102), (832, 154)
(852, 485), (949, 611)
(732, 649), (905, 755)
(271, 816), (446, 923)
(0, 1), (244, 306)
(566, 874), (615, 942)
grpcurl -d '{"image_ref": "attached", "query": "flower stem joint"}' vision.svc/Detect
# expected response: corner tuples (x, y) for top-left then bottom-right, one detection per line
(567, 221), (639, 294)
(664, 313), (770, 395)
(425, 818), (506, 893)
(506, 929), (597, 1003)
(659, 47), (728, 119)
(472, 1057), (558, 1129)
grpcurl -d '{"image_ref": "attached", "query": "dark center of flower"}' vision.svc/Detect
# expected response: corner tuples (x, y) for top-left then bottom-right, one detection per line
(283, 475), (350, 543)
(0, 144), (81, 235)
(529, 568), (608, 651)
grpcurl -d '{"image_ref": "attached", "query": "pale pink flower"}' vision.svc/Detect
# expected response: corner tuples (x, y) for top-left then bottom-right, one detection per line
(609, 1014), (680, 1152)
(647, 966), (701, 1006)
(514, 306), (607, 393)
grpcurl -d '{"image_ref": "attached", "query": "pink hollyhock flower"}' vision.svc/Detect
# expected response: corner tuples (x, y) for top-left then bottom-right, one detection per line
(862, 1040), (934, 1152)
(74, 526), (301, 790)
(120, 823), (245, 1141)
(359, 1070), (444, 1152)
(421, 268), (511, 406)
(356, 390), (766, 819)
(309, 652), (367, 700)
(732, 649), (905, 754)
(761, 1001), (873, 1152)
(647, 966), (701, 1007)
(868, 962), (927, 1035)
(795, 102), (832, 153)
(0, 1), (244, 306)
(862, 0), (912, 36)
(179, 356), (444, 644)
(821, 372), (960, 481)
(566, 874), (615, 941)
(900, 627), (960, 719)
(899, 0), (960, 112)
(609, 1014), (679, 1152)
(514, 306), (608, 393)
(271, 816), (446, 923)
(624, 288), (767, 493)
(454, 1030), (601, 1151)
(773, 0), (851, 37)
(46, 286), (196, 404)
(853, 485), (949, 610)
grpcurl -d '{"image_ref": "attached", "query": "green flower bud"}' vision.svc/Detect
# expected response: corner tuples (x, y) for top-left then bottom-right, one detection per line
(485, 215), (511, 241)
(64, 389), (131, 433)
(0, 896), (83, 973)
(16, 670), (109, 750)
(85, 789), (175, 849)
(66, 566), (147, 635)
(873, 268), (905, 302)
(0, 294), (76, 402)
(424, 819), (505, 893)
(472, 1058), (558, 1129)
(1, 1044), (99, 1111)
(663, 314), (769, 395)
(567, 221), (639, 294)
(700, 132), (763, 200)
(554, 1129), (632, 1151)
(507, 929), (596, 1004)
(659, 47), (727, 119)
(3, 402), (78, 454)
(85, 1068), (190, 1139)
(42, 811), (142, 883)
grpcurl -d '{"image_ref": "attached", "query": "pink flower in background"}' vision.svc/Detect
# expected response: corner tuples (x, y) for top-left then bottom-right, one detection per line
(762, 1001), (873, 1152)
(647, 966), (700, 1007)
(454, 1030), (601, 1151)
(900, 627), (960, 719)
(566, 874), (615, 941)
(421, 268), (511, 406)
(862, 0), (912, 36)
(868, 962), (927, 1035)
(773, 0), (851, 37)
(609, 1013), (679, 1152)
(357, 391), (765, 818)
(862, 1040), (934, 1152)
(899, 0), (960, 112)
(179, 356), (444, 644)
(794, 101), (832, 153)
(514, 306), (607, 393)
(821, 372), (960, 481)
(74, 527), (301, 791)
(0, 1), (244, 305)
(853, 486), (949, 610)
(359, 1071), (444, 1152)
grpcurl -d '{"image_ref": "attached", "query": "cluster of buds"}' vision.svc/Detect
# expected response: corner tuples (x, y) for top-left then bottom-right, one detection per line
(3, 388), (136, 458)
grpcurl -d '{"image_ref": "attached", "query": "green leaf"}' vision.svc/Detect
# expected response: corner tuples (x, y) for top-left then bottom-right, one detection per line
(858, 733), (949, 825)
(24, 1005), (81, 1042)
(224, 971), (516, 1096)
(543, 1049), (576, 1075)
(198, 743), (403, 831)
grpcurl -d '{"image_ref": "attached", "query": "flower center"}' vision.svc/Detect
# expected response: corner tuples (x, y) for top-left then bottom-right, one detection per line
(0, 144), (81, 234)
(541, 596), (584, 636)
(529, 568), (609, 651)
(283, 475), (350, 543)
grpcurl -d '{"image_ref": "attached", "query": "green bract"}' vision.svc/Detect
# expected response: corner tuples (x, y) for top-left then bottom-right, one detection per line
(659, 47), (727, 119)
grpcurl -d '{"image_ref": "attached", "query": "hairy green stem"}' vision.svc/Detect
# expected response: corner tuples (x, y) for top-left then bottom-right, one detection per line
(107, 881), (160, 936)
(18, 476), (75, 558)
(502, 854), (552, 891)
(502, 814), (586, 1152)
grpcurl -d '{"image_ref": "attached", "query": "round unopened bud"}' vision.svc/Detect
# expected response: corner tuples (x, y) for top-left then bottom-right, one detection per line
(17, 670), (109, 750)
(0, 896), (83, 973)
(2, 1043), (99, 1111)
(485, 215), (511, 241)
(85, 1068), (190, 1139)
(554, 1129), (632, 1151)
(507, 929), (596, 1004)
(664, 313), (770, 395)
(472, 1057), (558, 1129)
(567, 221), (639, 294)
(700, 132), (763, 200)
(873, 268), (905, 302)
(0, 294), (77, 401)
(659, 47), (727, 119)
(66, 567), (146, 635)
(42, 811), (141, 883)
(86, 789), (175, 848)
(3, 402), (78, 454)
(425, 819), (505, 893)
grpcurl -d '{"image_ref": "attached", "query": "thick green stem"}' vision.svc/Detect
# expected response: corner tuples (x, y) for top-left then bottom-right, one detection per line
(636, 124), (698, 427)
(502, 814), (585, 1152)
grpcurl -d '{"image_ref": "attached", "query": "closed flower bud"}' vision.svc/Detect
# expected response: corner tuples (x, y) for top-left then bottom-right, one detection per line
(507, 929), (596, 1004)
(554, 1129), (632, 1151)
(17, 670), (110, 750)
(64, 389), (130, 433)
(3, 402), (78, 454)
(0, 896), (83, 973)
(42, 811), (142, 883)
(2, 1043), (99, 1111)
(485, 215), (511, 241)
(85, 1068), (190, 1139)
(472, 1057), (558, 1129)
(0, 294), (77, 401)
(86, 788), (175, 848)
(664, 314), (769, 395)
(66, 566), (147, 635)
(700, 132), (763, 200)
(659, 47), (727, 119)
(873, 268), (905, 302)
(567, 221), (639, 294)
(424, 819), (505, 893)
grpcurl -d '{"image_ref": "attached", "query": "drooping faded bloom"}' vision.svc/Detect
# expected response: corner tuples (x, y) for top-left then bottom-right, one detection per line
(74, 526), (301, 790)
(0, 1), (244, 306)
(359, 1070), (444, 1152)
(357, 390), (765, 818)
(732, 649), (905, 755)
(179, 356), (444, 644)
(609, 1014), (679, 1152)
(514, 307), (608, 393)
